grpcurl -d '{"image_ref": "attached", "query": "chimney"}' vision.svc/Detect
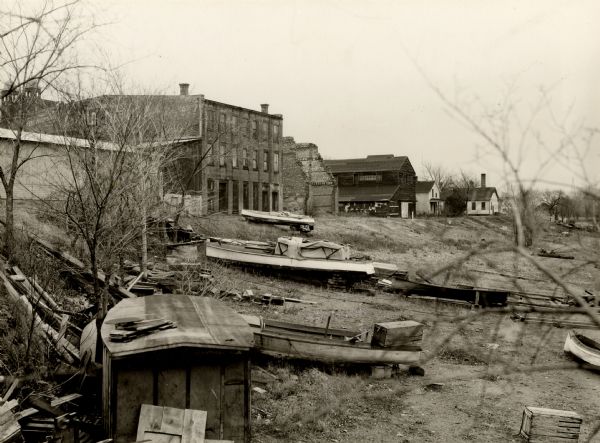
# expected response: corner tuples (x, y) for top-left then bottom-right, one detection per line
(481, 173), (486, 188)
(179, 83), (190, 96)
(261, 103), (269, 114)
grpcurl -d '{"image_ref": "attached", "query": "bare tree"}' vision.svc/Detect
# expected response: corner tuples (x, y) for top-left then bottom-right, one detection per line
(0, 0), (93, 260)
(421, 160), (453, 192)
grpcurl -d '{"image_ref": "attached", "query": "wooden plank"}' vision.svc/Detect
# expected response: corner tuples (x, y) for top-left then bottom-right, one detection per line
(223, 360), (245, 442)
(158, 367), (187, 409)
(526, 407), (582, 419)
(160, 406), (185, 435)
(137, 404), (162, 441)
(190, 365), (221, 439)
(181, 408), (207, 443)
(116, 366), (154, 441)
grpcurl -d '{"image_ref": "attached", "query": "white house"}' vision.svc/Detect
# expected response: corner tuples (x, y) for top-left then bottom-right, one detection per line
(466, 174), (499, 215)
(415, 181), (442, 215)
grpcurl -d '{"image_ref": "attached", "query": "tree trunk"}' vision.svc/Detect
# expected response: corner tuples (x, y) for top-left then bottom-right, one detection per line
(141, 207), (147, 273)
(3, 189), (15, 262)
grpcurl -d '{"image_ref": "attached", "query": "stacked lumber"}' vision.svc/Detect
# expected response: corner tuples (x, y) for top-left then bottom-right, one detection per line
(372, 320), (424, 350)
(0, 399), (21, 443)
(108, 317), (177, 342)
(519, 406), (582, 442)
(0, 266), (80, 364)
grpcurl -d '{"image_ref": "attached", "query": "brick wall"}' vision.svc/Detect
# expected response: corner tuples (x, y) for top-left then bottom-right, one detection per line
(282, 138), (308, 213)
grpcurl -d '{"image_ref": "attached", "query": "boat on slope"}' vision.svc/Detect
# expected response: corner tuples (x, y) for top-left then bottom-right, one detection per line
(241, 209), (315, 232)
(386, 277), (509, 307)
(206, 236), (379, 283)
(242, 315), (421, 365)
(564, 329), (600, 370)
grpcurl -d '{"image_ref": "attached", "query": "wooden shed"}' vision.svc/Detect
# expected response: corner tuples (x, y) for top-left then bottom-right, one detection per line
(101, 295), (253, 443)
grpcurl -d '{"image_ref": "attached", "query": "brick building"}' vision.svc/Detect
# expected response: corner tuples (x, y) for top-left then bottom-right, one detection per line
(281, 137), (337, 215)
(324, 154), (417, 218)
(26, 83), (284, 215)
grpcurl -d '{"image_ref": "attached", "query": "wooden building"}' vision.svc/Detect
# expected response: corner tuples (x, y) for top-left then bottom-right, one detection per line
(27, 83), (285, 215)
(466, 174), (499, 215)
(101, 295), (253, 443)
(415, 181), (443, 215)
(324, 154), (417, 218)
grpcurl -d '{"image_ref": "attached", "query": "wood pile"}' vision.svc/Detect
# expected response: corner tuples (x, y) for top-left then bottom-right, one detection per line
(519, 406), (582, 442)
(0, 265), (80, 364)
(372, 320), (424, 350)
(108, 317), (177, 342)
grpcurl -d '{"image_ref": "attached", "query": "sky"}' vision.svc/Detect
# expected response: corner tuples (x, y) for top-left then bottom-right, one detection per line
(83, 1), (600, 191)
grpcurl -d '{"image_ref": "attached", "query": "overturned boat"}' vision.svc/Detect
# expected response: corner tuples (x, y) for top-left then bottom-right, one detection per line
(243, 315), (422, 365)
(241, 209), (315, 232)
(207, 236), (386, 285)
(564, 329), (600, 370)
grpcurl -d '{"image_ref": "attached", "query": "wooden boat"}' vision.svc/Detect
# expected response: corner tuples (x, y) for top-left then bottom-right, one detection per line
(387, 277), (509, 307)
(206, 236), (377, 282)
(241, 209), (315, 232)
(242, 315), (421, 365)
(564, 329), (600, 369)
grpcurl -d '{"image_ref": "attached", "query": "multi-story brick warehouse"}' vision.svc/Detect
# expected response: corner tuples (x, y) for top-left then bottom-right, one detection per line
(324, 154), (417, 218)
(25, 83), (284, 215)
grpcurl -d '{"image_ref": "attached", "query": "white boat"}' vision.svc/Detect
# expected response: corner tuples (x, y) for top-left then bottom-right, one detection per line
(563, 329), (600, 370)
(243, 315), (421, 365)
(206, 236), (376, 281)
(241, 209), (315, 232)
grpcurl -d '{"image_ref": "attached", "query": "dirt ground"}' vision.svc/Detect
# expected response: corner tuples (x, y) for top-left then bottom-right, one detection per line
(189, 213), (600, 443)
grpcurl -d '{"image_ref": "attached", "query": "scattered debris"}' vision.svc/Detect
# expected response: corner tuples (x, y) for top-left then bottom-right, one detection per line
(537, 249), (575, 260)
(519, 406), (582, 442)
(424, 383), (445, 391)
(137, 404), (207, 441)
(252, 386), (267, 395)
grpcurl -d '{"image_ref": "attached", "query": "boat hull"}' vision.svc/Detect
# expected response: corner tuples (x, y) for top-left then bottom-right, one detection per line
(564, 330), (600, 369)
(206, 242), (375, 277)
(241, 209), (315, 230)
(244, 315), (421, 365)
(253, 331), (421, 365)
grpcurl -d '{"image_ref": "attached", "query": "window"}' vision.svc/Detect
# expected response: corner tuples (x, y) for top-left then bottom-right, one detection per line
(231, 115), (237, 133)
(219, 113), (226, 132)
(273, 124), (279, 142)
(431, 189), (434, 197)
(273, 152), (279, 173)
(232, 145), (238, 168)
(207, 179), (214, 192)
(219, 143), (225, 166)
(242, 147), (248, 169)
(207, 145), (214, 165)
(481, 201), (486, 210)
(208, 111), (216, 130)
(87, 111), (97, 126)
(263, 150), (269, 171)
(471, 201), (476, 210)
(252, 150), (257, 170)
(252, 121), (258, 140)
(262, 122), (268, 141)
(358, 174), (381, 182)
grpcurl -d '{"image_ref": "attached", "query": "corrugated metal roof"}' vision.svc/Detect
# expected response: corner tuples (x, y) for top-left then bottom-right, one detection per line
(324, 155), (408, 173)
(0, 127), (118, 151)
(338, 184), (400, 202)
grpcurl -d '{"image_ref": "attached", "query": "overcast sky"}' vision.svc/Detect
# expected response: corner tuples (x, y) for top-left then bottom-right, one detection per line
(91, 0), (599, 191)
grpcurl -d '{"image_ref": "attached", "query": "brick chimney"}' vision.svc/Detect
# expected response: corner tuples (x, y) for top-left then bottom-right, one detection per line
(179, 83), (189, 96)
(261, 103), (269, 114)
(481, 173), (486, 188)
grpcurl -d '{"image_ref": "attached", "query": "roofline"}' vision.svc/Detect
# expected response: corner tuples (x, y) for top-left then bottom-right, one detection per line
(0, 127), (118, 151)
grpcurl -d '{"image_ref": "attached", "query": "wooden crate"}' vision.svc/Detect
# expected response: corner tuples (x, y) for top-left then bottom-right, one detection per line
(519, 406), (582, 442)
(372, 320), (424, 348)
